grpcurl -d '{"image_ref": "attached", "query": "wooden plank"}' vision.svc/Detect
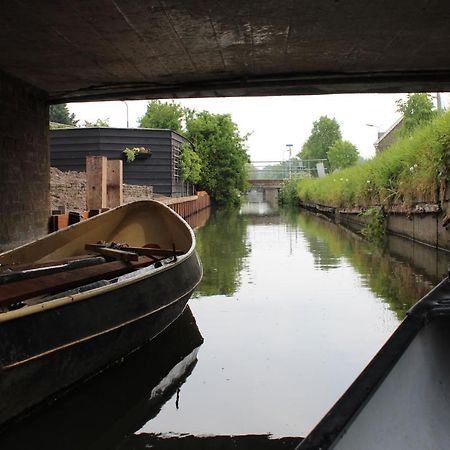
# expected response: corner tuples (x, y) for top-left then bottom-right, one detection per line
(85, 244), (139, 262)
(107, 159), (123, 208)
(86, 155), (107, 210)
(0, 257), (152, 308)
(126, 246), (184, 257)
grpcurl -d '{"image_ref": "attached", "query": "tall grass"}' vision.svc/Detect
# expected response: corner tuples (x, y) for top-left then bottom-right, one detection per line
(284, 111), (450, 208)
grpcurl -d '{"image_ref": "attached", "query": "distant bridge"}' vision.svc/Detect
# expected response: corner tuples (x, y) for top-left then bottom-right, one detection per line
(248, 159), (327, 189)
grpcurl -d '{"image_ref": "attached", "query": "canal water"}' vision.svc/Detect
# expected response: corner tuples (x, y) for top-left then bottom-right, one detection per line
(1, 193), (449, 449)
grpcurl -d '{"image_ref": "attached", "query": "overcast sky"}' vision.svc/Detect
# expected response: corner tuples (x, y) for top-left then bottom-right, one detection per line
(68, 93), (449, 162)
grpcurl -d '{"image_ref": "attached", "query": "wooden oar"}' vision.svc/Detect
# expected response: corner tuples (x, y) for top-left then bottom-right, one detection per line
(85, 243), (184, 259)
(0, 256), (106, 285)
(0, 254), (99, 273)
(0, 257), (152, 308)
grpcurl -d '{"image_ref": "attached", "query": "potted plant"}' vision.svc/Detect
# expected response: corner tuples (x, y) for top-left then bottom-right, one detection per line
(122, 147), (151, 162)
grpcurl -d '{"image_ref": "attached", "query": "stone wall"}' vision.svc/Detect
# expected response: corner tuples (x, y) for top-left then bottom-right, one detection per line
(0, 72), (49, 250)
(50, 168), (154, 212)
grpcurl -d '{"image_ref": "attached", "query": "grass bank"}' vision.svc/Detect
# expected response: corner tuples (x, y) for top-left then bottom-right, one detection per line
(281, 111), (450, 209)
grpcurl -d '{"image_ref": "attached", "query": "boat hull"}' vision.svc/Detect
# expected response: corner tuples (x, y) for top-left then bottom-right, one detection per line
(0, 248), (202, 426)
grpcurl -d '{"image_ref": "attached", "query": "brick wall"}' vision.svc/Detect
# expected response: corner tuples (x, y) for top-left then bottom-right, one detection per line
(0, 71), (49, 250)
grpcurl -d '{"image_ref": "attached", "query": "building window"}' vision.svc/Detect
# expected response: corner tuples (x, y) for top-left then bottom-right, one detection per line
(173, 141), (181, 183)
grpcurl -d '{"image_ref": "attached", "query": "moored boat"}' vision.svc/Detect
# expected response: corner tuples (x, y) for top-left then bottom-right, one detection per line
(0, 200), (202, 426)
(297, 274), (450, 450)
(0, 306), (204, 449)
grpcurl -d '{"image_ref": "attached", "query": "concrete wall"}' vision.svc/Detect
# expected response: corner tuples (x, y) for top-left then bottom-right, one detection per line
(300, 198), (450, 252)
(0, 72), (49, 250)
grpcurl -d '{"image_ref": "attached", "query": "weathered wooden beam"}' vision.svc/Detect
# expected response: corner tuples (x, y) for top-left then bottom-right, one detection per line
(107, 159), (123, 208)
(86, 155), (107, 210)
(125, 246), (184, 257)
(85, 244), (139, 262)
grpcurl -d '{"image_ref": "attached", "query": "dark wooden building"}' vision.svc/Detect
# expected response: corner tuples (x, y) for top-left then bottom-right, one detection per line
(50, 127), (194, 197)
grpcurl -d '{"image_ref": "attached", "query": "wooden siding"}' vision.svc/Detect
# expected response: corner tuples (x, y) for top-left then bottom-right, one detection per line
(50, 128), (193, 196)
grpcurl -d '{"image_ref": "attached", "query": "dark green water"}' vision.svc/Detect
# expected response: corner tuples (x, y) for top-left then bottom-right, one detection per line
(1, 196), (448, 449)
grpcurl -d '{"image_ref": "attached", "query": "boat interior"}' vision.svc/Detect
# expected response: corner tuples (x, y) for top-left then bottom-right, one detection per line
(0, 201), (193, 313)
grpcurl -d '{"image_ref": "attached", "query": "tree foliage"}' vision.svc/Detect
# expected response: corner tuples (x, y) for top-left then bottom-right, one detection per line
(180, 142), (202, 184)
(138, 100), (250, 205)
(396, 93), (436, 136)
(49, 104), (78, 126)
(327, 140), (359, 171)
(299, 116), (342, 161)
(83, 118), (110, 127)
(139, 100), (184, 132)
(186, 111), (249, 205)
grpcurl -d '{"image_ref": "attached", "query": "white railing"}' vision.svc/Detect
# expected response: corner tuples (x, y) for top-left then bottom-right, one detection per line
(248, 159), (327, 180)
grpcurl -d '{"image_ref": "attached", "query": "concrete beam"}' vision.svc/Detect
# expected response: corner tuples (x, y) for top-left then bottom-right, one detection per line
(0, 0), (449, 101)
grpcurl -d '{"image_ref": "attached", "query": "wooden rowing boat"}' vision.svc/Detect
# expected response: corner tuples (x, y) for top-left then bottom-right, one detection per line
(0, 200), (202, 427)
(297, 274), (450, 450)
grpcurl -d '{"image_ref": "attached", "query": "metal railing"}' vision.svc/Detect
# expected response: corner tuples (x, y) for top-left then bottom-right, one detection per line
(248, 159), (327, 180)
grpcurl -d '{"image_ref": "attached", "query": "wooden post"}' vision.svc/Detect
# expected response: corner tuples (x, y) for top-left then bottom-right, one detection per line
(86, 156), (107, 211)
(107, 159), (123, 208)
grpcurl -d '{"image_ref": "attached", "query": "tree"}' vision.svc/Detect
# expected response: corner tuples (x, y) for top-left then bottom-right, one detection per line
(82, 118), (110, 127)
(299, 116), (342, 161)
(139, 100), (184, 132)
(186, 111), (249, 205)
(327, 140), (359, 171)
(49, 104), (78, 126)
(396, 93), (436, 136)
(180, 142), (202, 184)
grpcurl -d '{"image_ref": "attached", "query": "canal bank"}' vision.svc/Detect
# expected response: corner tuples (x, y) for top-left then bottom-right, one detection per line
(280, 110), (450, 251)
(298, 196), (450, 252)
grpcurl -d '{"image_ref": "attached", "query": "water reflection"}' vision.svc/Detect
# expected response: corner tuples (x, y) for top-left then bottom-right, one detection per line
(116, 433), (300, 449)
(0, 307), (203, 450)
(281, 208), (449, 319)
(195, 208), (250, 297)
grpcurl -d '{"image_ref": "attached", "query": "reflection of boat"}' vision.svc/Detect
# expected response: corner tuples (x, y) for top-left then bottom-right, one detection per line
(297, 276), (450, 450)
(0, 200), (202, 426)
(123, 433), (302, 450)
(0, 306), (204, 450)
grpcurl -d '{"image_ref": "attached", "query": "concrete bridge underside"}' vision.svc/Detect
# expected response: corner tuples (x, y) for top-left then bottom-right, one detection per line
(1, 0), (450, 248)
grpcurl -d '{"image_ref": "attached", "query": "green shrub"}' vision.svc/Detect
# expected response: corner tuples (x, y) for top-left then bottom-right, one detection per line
(286, 111), (450, 208)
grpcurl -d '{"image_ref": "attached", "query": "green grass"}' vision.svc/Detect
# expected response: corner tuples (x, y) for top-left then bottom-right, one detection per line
(282, 111), (450, 208)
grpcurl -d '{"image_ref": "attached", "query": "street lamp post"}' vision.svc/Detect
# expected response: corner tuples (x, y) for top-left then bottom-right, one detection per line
(122, 101), (129, 128)
(286, 144), (293, 178)
(366, 123), (381, 154)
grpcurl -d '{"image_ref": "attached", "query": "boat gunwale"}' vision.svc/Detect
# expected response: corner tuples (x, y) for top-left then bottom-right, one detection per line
(0, 200), (199, 324)
(2, 280), (201, 370)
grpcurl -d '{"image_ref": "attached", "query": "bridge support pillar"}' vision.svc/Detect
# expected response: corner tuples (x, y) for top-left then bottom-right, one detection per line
(0, 71), (49, 251)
